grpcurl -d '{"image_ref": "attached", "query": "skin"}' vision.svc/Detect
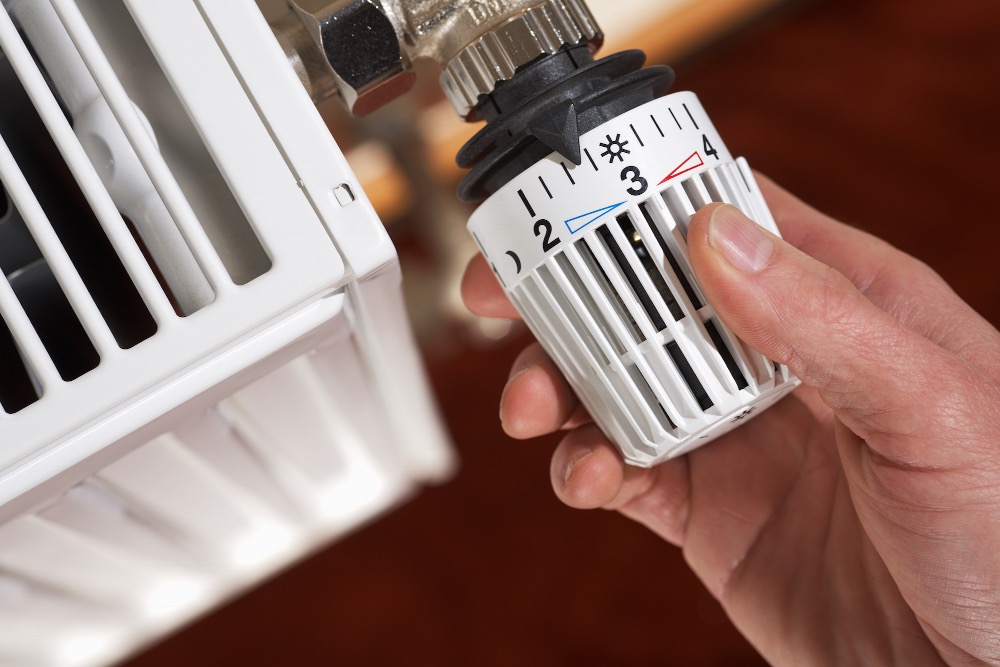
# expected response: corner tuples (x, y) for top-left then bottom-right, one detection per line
(461, 175), (1000, 666)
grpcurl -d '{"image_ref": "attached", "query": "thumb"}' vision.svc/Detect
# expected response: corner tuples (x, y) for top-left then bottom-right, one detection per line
(687, 203), (972, 465)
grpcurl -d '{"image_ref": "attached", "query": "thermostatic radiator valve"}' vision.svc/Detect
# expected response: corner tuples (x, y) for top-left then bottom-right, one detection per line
(270, 0), (800, 466)
(455, 25), (800, 465)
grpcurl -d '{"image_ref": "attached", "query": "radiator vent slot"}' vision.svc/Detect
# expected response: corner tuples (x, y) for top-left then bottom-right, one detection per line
(73, 0), (272, 286)
(0, 0), (284, 411)
(0, 313), (39, 413)
(0, 52), (157, 350)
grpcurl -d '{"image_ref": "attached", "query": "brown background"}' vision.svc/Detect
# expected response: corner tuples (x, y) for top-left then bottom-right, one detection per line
(130, 0), (1000, 664)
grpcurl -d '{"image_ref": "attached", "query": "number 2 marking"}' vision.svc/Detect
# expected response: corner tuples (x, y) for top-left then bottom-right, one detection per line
(534, 219), (561, 252)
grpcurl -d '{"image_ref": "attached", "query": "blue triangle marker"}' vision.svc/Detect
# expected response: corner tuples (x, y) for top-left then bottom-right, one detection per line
(564, 202), (626, 234)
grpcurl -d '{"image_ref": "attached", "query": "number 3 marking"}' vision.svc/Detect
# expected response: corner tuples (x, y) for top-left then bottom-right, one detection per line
(621, 166), (649, 196)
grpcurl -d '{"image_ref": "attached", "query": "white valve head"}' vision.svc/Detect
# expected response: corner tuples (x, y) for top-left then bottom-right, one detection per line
(468, 92), (799, 466)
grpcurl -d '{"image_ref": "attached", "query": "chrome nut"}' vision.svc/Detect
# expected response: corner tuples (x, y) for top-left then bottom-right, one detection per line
(438, 0), (602, 118)
(287, 0), (415, 115)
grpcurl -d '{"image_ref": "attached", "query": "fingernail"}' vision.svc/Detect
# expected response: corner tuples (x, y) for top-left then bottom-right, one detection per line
(508, 358), (532, 381)
(709, 204), (773, 272)
(499, 367), (528, 426)
(562, 447), (594, 487)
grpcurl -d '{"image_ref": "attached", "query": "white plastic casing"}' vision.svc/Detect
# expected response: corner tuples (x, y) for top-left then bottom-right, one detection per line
(0, 1), (453, 666)
(469, 92), (799, 466)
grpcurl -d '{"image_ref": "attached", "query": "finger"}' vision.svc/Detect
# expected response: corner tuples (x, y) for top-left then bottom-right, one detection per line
(500, 343), (581, 439)
(550, 426), (623, 509)
(687, 203), (985, 466)
(756, 176), (1000, 375)
(550, 424), (691, 547)
(461, 254), (521, 319)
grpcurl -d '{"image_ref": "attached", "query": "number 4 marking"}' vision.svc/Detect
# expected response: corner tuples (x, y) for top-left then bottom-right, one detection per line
(703, 134), (720, 160)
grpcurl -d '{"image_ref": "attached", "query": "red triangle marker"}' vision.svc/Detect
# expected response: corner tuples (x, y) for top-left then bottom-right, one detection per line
(658, 151), (704, 185)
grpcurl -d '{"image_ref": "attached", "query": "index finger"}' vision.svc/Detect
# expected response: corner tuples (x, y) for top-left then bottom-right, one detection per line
(461, 253), (521, 319)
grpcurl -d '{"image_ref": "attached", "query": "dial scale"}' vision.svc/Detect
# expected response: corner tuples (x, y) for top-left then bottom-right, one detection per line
(468, 92), (800, 466)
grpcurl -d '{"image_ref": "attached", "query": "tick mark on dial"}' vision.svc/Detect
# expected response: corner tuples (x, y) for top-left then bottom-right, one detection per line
(561, 162), (576, 185)
(651, 114), (664, 137)
(683, 103), (700, 130)
(630, 124), (644, 147)
(539, 176), (553, 199)
(669, 108), (682, 130)
(518, 189), (536, 217)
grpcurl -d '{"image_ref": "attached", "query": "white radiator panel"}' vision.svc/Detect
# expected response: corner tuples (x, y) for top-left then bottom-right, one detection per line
(0, 1), (455, 665)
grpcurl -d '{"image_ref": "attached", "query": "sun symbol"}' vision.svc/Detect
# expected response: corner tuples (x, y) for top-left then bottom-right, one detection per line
(599, 134), (630, 163)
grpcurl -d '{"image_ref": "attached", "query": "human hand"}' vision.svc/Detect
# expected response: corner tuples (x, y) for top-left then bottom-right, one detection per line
(461, 175), (1000, 665)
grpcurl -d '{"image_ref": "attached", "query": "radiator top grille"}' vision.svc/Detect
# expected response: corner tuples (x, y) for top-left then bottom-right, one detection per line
(0, 0), (356, 480)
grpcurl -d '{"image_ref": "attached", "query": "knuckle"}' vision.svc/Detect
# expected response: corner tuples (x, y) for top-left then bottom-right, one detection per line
(613, 463), (690, 546)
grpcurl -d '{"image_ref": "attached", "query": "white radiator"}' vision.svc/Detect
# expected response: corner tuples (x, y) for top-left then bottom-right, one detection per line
(0, 1), (454, 665)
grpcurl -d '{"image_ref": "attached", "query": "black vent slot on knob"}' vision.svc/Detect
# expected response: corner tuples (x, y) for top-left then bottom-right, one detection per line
(625, 363), (677, 432)
(596, 223), (668, 332)
(638, 202), (702, 310)
(705, 319), (749, 391)
(616, 211), (684, 321)
(665, 340), (714, 411)
(579, 238), (644, 343)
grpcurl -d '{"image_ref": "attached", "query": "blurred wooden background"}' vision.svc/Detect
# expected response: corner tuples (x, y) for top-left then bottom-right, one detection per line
(129, 0), (1000, 664)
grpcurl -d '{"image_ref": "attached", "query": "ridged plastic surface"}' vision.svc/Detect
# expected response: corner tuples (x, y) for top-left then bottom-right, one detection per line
(468, 92), (798, 465)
